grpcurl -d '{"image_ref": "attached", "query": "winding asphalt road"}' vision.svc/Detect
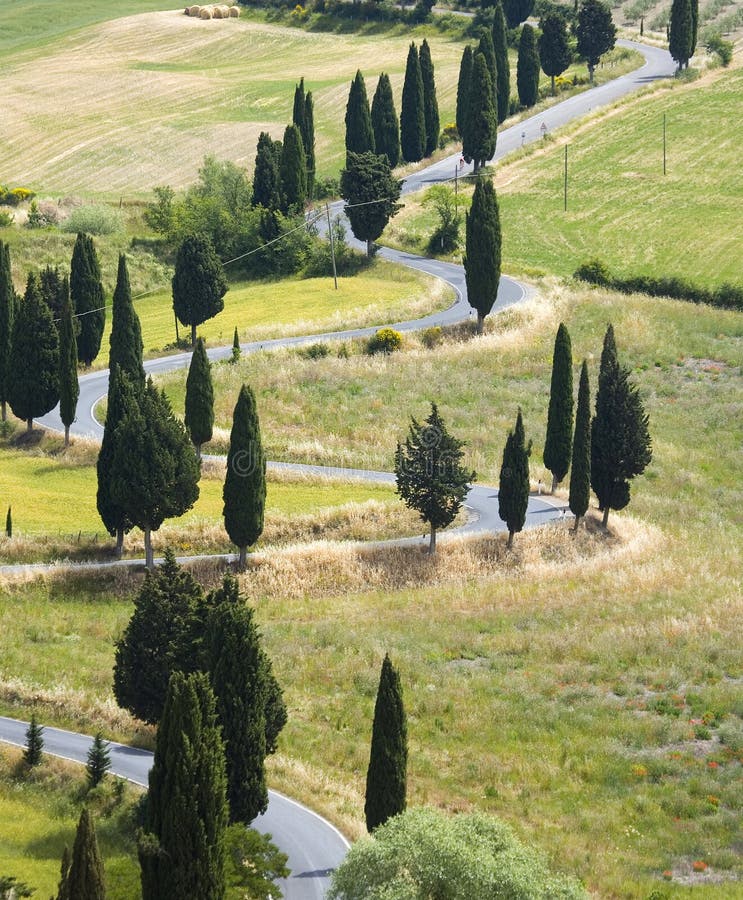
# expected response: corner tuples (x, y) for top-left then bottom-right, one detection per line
(1, 39), (674, 899)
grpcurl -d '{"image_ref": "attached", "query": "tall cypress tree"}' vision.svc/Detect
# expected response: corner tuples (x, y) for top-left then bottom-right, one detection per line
(55, 846), (72, 900)
(251, 132), (281, 209)
(478, 29), (499, 116)
(8, 273), (59, 433)
(345, 70), (375, 156)
(66, 808), (106, 900)
(371, 73), (401, 168)
(185, 337), (214, 459)
(517, 24), (541, 108)
(279, 123), (307, 214)
(292, 77), (306, 138)
(591, 325), (652, 527)
(109, 254), (144, 385)
(58, 279), (79, 447)
(223, 384), (266, 569)
(669, 0), (693, 69)
(206, 576), (269, 824)
(569, 360), (591, 531)
(39, 265), (66, 323)
(543, 322), (574, 492)
(539, 13), (572, 95)
(303, 91), (316, 201)
(364, 654), (407, 833)
(400, 43), (425, 164)
(23, 714), (44, 767)
(492, 2), (511, 123)
(172, 235), (228, 348)
(455, 45), (473, 141)
(504, 0), (534, 28)
(139, 672), (228, 900)
(463, 178), (501, 333)
(0, 242), (14, 421)
(419, 39), (440, 157)
(498, 409), (532, 548)
(70, 233), (105, 367)
(463, 52), (497, 171)
(689, 0), (698, 58)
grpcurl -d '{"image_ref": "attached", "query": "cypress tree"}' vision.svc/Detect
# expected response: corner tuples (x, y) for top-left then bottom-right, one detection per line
(463, 178), (501, 333)
(371, 74), (401, 168)
(86, 733), (111, 788)
(400, 43), (425, 163)
(492, 2), (511, 123)
(55, 845), (72, 900)
(139, 672), (228, 900)
(303, 91), (316, 201)
(23, 714), (44, 767)
(340, 151), (402, 257)
(251, 132), (281, 209)
(504, 0), (534, 28)
(58, 279), (79, 448)
(223, 384), (266, 569)
(8, 273), (59, 433)
(185, 337), (214, 459)
(0, 242), (14, 421)
(109, 254), (144, 386)
(517, 24), (541, 108)
(669, 0), (693, 69)
(478, 29), (499, 116)
(5, 505), (11, 538)
(689, 0), (698, 57)
(463, 52), (497, 171)
(206, 575), (270, 823)
(279, 123), (307, 214)
(39, 265), (66, 323)
(591, 325), (652, 527)
(419, 39), (440, 157)
(543, 322), (574, 492)
(66, 808), (106, 900)
(172, 234), (228, 348)
(364, 654), (407, 832)
(455, 45), (473, 141)
(110, 379), (200, 568)
(292, 77), (306, 139)
(345, 70), (375, 156)
(231, 326), (241, 364)
(498, 409), (532, 548)
(576, 0), (616, 83)
(539, 12), (572, 95)
(70, 233), (105, 367)
(569, 360), (591, 531)
(113, 550), (204, 724)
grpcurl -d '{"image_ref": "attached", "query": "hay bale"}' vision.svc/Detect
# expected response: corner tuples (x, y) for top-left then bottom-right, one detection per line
(199, 6), (212, 18)
(212, 5), (223, 17)
(188, 4), (201, 14)
(184, 6), (190, 14)
(228, 5), (240, 15)
(218, 5), (230, 15)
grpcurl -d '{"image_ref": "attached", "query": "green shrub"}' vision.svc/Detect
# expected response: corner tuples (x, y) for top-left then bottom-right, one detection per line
(438, 122), (459, 149)
(61, 204), (124, 235)
(300, 342), (330, 359)
(0, 211), (14, 228)
(718, 720), (743, 753)
(366, 327), (403, 355)
(706, 34), (733, 65)
(0, 185), (35, 207)
(421, 326), (443, 348)
(314, 176), (341, 200)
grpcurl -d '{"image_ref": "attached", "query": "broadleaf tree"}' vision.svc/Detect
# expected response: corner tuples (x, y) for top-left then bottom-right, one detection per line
(539, 12), (572, 95)
(172, 234), (228, 348)
(576, 0), (616, 83)
(340, 151), (402, 257)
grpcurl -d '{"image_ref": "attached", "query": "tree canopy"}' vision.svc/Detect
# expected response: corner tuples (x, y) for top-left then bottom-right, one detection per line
(463, 52), (498, 170)
(543, 322), (574, 491)
(172, 234), (228, 347)
(463, 178), (502, 333)
(340, 151), (402, 257)
(517, 24), (541, 108)
(419, 39), (440, 157)
(539, 13), (572, 94)
(498, 409), (532, 547)
(70, 233), (105, 367)
(185, 336), (214, 458)
(576, 0), (616, 82)
(371, 73), (400, 168)
(345, 70), (375, 156)
(400, 43), (425, 163)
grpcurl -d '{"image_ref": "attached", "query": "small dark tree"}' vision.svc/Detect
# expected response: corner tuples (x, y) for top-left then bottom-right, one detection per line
(340, 151), (402, 258)
(232, 327), (241, 364)
(569, 360), (591, 531)
(463, 52), (497, 171)
(504, 0), (534, 28)
(478, 29), (499, 116)
(70, 233), (105, 367)
(669, 0), (694, 70)
(113, 549), (204, 724)
(371, 73), (400, 168)
(251, 132), (281, 209)
(65, 808), (106, 900)
(58, 280), (79, 448)
(224, 827), (289, 900)
(109, 254), (144, 385)
(690, 0), (699, 57)
(591, 324), (652, 527)
(55, 846), (72, 900)
(576, 0), (617, 83)
(400, 43), (425, 163)
(455, 45), (474, 143)
(223, 384), (266, 569)
(517, 24), (541, 108)
(498, 409), (532, 548)
(185, 337), (214, 459)
(0, 876), (34, 900)
(492, 2), (511, 123)
(364, 654), (407, 832)
(110, 379), (200, 568)
(394, 403), (475, 554)
(463, 178), (501, 333)
(86, 733), (111, 788)
(303, 91), (316, 201)
(279, 123), (307, 214)
(0, 242), (15, 422)
(39, 265), (66, 323)
(419, 39), (440, 157)
(172, 234), (228, 348)
(543, 322), (574, 492)
(23, 714), (44, 767)
(8, 273), (59, 433)
(138, 672), (228, 900)
(5, 506), (11, 538)
(345, 70), (375, 156)
(539, 13), (572, 95)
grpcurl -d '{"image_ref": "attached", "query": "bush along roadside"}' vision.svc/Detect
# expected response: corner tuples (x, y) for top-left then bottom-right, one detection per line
(574, 260), (743, 311)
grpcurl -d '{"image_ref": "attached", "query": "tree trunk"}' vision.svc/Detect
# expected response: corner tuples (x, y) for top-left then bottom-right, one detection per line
(144, 526), (154, 570)
(507, 529), (514, 549)
(238, 545), (247, 571)
(26, 418), (33, 434)
(191, 323), (197, 348)
(551, 74), (556, 96)
(476, 313), (484, 335)
(473, 160), (480, 175)
(1, 400), (5, 421)
(602, 505), (610, 528)
(588, 63), (595, 84)
(551, 474), (557, 493)
(115, 527), (124, 559)
(64, 425), (70, 448)
(572, 514), (581, 533)
(366, 239), (374, 258)
(195, 442), (202, 461)
(428, 526), (436, 555)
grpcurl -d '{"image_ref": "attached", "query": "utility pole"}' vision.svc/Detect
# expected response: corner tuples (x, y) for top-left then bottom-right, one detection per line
(326, 203), (338, 290)
(564, 144), (568, 212)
